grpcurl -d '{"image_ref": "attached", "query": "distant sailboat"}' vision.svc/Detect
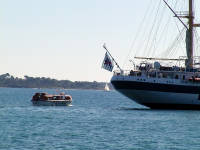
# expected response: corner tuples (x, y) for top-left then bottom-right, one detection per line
(104, 83), (110, 91)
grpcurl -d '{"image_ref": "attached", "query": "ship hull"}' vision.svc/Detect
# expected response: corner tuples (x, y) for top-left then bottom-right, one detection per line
(111, 80), (200, 109)
(117, 89), (200, 109)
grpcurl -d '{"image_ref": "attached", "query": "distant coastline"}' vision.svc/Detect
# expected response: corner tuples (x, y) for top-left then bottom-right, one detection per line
(0, 73), (113, 90)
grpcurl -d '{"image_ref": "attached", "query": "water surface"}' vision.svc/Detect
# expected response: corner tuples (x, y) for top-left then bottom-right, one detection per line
(0, 88), (200, 150)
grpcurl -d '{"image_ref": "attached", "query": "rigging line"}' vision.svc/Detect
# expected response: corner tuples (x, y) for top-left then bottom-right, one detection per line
(145, 0), (162, 57)
(136, 1), (158, 57)
(195, 29), (200, 52)
(167, 40), (178, 58)
(161, 29), (180, 57)
(169, 29), (185, 58)
(174, 0), (186, 57)
(159, 0), (179, 58)
(150, 1), (167, 57)
(149, 0), (171, 57)
(169, 41), (180, 58)
(163, 0), (188, 29)
(162, 27), (185, 58)
(164, 0), (184, 58)
(157, 6), (171, 42)
(194, 29), (200, 56)
(164, 1), (177, 56)
(194, 30), (198, 56)
(122, 0), (154, 68)
(156, 17), (171, 57)
(173, 0), (183, 37)
(193, 29), (196, 56)
(194, 2), (198, 21)
(195, 29), (200, 43)
(174, 19), (186, 55)
(146, 0), (162, 57)
(157, 13), (171, 57)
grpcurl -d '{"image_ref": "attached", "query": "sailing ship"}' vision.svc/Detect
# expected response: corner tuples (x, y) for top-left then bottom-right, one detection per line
(102, 0), (200, 109)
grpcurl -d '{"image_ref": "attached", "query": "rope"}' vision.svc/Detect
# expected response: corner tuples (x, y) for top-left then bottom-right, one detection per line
(122, 0), (154, 68)
(145, 0), (162, 57)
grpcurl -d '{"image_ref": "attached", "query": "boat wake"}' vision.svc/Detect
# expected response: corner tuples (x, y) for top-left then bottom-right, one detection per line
(117, 107), (150, 111)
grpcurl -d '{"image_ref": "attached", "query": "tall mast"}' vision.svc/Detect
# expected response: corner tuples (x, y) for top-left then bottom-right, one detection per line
(163, 0), (200, 69)
(163, 0), (195, 69)
(187, 0), (194, 69)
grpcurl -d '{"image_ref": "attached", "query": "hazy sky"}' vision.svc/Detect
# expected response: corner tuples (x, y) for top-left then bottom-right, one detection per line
(0, 0), (199, 81)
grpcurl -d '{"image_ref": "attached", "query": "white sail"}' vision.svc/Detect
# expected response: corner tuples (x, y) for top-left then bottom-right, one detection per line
(104, 83), (110, 91)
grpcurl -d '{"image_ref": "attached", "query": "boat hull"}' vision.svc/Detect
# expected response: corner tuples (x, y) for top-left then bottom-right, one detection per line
(117, 89), (200, 109)
(111, 79), (200, 109)
(32, 100), (72, 106)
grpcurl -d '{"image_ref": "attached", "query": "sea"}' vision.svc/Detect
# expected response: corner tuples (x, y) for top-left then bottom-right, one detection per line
(1, 88), (200, 150)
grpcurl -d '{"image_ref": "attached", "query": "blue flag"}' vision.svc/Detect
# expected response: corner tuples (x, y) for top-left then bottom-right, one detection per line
(102, 52), (114, 72)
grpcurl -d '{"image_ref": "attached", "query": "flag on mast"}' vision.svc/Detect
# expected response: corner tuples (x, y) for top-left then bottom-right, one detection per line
(102, 52), (114, 72)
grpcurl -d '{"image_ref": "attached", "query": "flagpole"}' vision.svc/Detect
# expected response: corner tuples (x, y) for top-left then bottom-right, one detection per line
(103, 43), (122, 71)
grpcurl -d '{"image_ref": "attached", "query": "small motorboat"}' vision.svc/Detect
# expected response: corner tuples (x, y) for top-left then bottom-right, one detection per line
(31, 92), (72, 106)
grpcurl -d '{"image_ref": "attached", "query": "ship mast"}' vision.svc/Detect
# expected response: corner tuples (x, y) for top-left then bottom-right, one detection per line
(187, 0), (194, 69)
(163, 0), (200, 69)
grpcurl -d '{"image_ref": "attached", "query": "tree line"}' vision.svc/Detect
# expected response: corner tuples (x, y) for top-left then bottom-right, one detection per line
(0, 73), (112, 90)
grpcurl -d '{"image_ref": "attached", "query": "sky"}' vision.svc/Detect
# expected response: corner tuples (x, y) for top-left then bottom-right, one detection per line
(0, 0), (199, 82)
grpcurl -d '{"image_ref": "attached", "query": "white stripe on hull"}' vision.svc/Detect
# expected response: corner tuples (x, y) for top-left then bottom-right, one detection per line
(118, 89), (200, 105)
(32, 100), (72, 106)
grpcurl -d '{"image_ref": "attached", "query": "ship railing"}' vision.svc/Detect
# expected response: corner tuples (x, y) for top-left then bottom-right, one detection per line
(113, 70), (140, 76)
(113, 69), (200, 79)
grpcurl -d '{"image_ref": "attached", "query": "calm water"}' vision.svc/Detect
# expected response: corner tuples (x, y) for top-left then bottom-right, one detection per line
(1, 88), (200, 150)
